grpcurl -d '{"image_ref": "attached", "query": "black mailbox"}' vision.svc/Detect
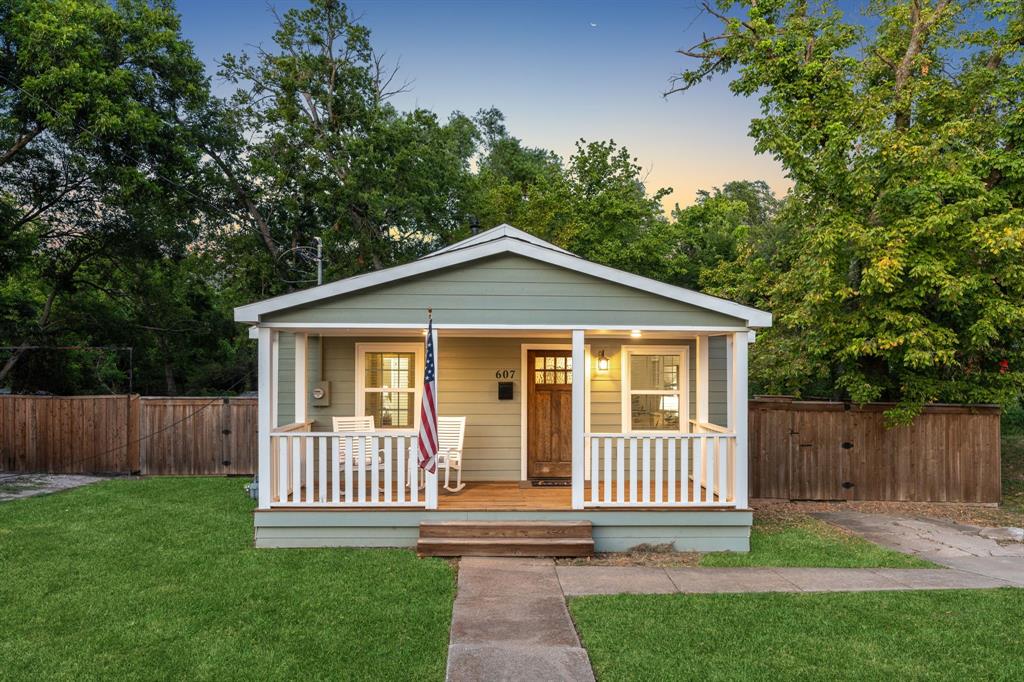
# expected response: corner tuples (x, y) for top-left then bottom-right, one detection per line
(497, 381), (513, 400)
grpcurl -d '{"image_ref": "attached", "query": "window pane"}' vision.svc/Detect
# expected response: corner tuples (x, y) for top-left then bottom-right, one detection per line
(630, 394), (680, 431)
(555, 371), (565, 384)
(365, 352), (416, 389)
(555, 356), (566, 369)
(365, 391), (413, 428)
(535, 370), (545, 384)
(535, 357), (544, 369)
(630, 354), (680, 390)
(545, 357), (555, 369)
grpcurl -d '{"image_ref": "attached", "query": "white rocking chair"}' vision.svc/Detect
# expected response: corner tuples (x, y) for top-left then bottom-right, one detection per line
(437, 416), (467, 493)
(332, 416), (386, 483)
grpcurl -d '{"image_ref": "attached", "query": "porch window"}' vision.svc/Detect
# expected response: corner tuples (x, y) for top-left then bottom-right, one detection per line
(621, 347), (688, 432)
(356, 343), (422, 430)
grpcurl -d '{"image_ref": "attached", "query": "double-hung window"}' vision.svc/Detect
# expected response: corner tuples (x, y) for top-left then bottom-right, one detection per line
(621, 346), (689, 432)
(355, 343), (422, 430)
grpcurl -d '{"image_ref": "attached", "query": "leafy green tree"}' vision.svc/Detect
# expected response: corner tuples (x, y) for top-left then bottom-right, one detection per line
(674, 0), (1024, 421)
(0, 0), (215, 388)
(663, 180), (780, 289)
(207, 0), (478, 294)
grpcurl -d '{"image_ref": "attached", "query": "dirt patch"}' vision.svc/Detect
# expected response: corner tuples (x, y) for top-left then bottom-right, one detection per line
(752, 498), (1024, 529)
(556, 543), (701, 568)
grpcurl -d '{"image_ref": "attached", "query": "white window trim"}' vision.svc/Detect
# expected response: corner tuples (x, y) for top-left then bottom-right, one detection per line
(354, 342), (423, 432)
(620, 345), (690, 434)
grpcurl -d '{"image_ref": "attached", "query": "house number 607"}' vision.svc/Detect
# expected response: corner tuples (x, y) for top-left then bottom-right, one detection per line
(495, 369), (516, 379)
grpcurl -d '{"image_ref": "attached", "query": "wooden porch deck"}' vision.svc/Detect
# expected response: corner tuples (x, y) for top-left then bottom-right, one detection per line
(278, 480), (721, 510)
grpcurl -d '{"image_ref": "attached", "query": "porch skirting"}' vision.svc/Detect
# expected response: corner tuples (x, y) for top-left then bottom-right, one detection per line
(253, 509), (753, 553)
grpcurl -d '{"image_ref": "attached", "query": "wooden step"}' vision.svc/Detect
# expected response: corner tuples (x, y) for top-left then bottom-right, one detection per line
(418, 520), (592, 539)
(417, 537), (594, 558)
(416, 521), (594, 557)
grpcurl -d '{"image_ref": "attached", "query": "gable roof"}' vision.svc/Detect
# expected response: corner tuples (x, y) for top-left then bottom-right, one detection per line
(234, 224), (772, 328)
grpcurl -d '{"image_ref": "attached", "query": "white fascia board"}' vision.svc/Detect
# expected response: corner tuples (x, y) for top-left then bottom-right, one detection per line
(234, 236), (772, 328)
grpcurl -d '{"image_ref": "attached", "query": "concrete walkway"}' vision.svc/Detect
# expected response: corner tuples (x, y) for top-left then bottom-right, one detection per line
(814, 511), (1024, 586)
(446, 552), (1021, 681)
(446, 557), (595, 682)
(556, 565), (1019, 596)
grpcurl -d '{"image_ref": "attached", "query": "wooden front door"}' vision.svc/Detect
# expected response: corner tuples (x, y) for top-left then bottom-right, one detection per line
(527, 349), (573, 478)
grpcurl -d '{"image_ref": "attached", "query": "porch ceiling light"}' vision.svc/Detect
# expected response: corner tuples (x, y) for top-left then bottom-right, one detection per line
(630, 329), (642, 338)
(597, 350), (609, 372)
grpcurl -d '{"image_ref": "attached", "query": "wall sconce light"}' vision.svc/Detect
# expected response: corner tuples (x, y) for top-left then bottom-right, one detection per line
(630, 329), (642, 338)
(597, 349), (609, 372)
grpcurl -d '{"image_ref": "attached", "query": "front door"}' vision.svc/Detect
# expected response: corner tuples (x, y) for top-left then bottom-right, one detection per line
(527, 349), (573, 478)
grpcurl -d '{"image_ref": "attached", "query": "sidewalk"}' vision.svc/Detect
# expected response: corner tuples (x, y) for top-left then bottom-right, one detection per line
(445, 556), (1019, 682)
(813, 511), (1024, 586)
(556, 565), (1019, 596)
(446, 557), (595, 682)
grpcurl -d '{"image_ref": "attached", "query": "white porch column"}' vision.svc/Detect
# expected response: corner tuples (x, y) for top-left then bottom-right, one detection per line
(425, 325), (439, 510)
(294, 332), (307, 423)
(571, 329), (585, 509)
(257, 327), (275, 508)
(730, 331), (749, 508)
(695, 335), (710, 427)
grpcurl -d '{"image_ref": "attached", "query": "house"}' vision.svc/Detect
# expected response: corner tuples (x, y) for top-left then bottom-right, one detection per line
(235, 225), (771, 554)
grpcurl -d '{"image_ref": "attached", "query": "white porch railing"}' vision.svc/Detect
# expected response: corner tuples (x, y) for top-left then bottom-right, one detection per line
(585, 432), (738, 507)
(268, 430), (436, 508)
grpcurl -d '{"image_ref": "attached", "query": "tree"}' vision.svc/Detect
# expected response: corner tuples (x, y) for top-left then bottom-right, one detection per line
(0, 0), (215, 387)
(207, 0), (478, 295)
(673, 0), (1024, 421)
(664, 180), (780, 289)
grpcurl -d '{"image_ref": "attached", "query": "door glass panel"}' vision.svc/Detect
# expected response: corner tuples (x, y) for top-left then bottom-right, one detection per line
(630, 394), (679, 430)
(535, 370), (545, 384)
(535, 357), (544, 369)
(545, 356), (555, 369)
(630, 354), (679, 390)
(555, 371), (565, 384)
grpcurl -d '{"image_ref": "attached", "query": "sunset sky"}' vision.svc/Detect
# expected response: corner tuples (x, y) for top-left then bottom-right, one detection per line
(173, 1), (873, 211)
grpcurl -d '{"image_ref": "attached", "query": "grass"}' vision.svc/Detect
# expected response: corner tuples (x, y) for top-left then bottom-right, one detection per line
(700, 512), (934, 568)
(1003, 406), (1024, 515)
(570, 589), (1024, 680)
(0, 477), (454, 681)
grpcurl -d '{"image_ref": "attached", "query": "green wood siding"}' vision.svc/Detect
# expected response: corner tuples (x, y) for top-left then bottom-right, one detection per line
(263, 254), (746, 327)
(709, 335), (729, 427)
(276, 332), (295, 427)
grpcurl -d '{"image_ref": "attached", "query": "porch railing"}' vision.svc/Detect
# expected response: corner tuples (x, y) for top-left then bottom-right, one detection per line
(584, 432), (738, 507)
(268, 430), (436, 508)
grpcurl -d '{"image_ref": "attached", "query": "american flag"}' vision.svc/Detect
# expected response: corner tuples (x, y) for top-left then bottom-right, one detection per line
(417, 316), (438, 473)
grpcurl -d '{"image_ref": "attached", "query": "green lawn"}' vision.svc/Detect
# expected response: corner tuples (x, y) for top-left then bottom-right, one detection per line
(570, 589), (1024, 680)
(701, 514), (934, 568)
(1003, 406), (1024, 515)
(0, 478), (454, 680)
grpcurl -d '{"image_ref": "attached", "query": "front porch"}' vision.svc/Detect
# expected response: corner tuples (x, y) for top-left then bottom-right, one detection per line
(257, 326), (751, 514)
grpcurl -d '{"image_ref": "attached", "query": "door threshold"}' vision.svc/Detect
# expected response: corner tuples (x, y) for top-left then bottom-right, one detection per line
(529, 479), (572, 487)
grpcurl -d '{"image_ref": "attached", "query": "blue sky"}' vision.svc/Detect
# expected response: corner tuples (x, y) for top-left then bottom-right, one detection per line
(175, 1), (869, 209)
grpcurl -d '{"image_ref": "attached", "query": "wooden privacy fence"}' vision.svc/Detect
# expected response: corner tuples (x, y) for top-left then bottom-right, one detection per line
(0, 395), (1004, 501)
(139, 397), (257, 475)
(750, 398), (1001, 503)
(0, 395), (139, 474)
(0, 395), (256, 476)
